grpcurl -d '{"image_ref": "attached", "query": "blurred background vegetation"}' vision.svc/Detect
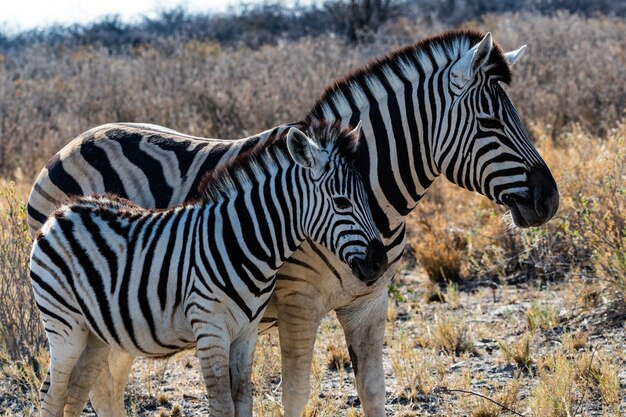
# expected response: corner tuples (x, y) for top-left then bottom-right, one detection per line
(0, 1), (624, 415)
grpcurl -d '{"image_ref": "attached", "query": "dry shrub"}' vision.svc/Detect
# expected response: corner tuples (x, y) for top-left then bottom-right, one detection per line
(409, 208), (468, 283)
(0, 348), (47, 416)
(2, 12), (625, 179)
(538, 124), (626, 304)
(0, 183), (44, 364)
(565, 130), (626, 303)
(0, 37), (365, 177)
(485, 12), (626, 138)
(405, 121), (626, 303)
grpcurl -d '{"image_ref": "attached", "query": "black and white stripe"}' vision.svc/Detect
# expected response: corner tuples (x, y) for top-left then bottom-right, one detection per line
(31, 122), (382, 417)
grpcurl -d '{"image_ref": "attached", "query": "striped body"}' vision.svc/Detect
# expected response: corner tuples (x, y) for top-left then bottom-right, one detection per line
(31, 123), (383, 417)
(28, 30), (558, 416)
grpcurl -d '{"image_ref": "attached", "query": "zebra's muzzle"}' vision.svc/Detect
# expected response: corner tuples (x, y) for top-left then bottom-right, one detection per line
(501, 163), (559, 228)
(350, 239), (388, 284)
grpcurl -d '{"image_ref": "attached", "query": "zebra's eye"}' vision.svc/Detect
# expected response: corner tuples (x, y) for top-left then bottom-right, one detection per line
(477, 116), (504, 130)
(333, 196), (352, 210)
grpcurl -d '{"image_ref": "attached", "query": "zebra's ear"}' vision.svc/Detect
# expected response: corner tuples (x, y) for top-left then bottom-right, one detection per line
(450, 32), (493, 89)
(287, 127), (320, 169)
(504, 45), (526, 66)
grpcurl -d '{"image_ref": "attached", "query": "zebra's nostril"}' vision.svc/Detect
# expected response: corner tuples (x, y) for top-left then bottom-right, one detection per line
(525, 163), (559, 223)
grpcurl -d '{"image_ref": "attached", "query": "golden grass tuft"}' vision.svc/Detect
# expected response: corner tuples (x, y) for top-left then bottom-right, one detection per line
(562, 330), (589, 352)
(597, 360), (621, 411)
(498, 334), (534, 371)
(157, 393), (169, 406)
(424, 313), (475, 357)
(326, 343), (351, 371)
(170, 403), (183, 417)
(156, 408), (170, 417)
(525, 302), (558, 332)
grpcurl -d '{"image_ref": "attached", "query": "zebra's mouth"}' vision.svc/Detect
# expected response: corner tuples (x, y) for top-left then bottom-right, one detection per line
(504, 196), (531, 228)
(502, 194), (552, 228)
(501, 164), (559, 228)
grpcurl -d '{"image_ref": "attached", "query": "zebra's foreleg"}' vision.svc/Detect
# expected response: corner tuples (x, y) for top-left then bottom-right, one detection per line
(88, 350), (135, 417)
(63, 333), (110, 416)
(277, 301), (322, 417)
(336, 289), (388, 417)
(229, 326), (258, 417)
(195, 326), (235, 417)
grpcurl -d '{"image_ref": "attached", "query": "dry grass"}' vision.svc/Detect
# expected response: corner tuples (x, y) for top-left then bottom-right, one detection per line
(389, 332), (435, 401)
(0, 183), (44, 363)
(562, 330), (589, 353)
(528, 344), (624, 417)
(498, 333), (534, 372)
(530, 353), (580, 417)
(410, 220), (467, 283)
(468, 376), (523, 417)
(525, 302), (558, 333)
(427, 313), (474, 357)
(326, 343), (351, 371)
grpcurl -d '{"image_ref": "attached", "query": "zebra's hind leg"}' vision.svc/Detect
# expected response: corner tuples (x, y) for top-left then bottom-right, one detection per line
(195, 325), (235, 417)
(89, 350), (135, 417)
(229, 326), (258, 417)
(40, 320), (89, 417)
(63, 332), (110, 416)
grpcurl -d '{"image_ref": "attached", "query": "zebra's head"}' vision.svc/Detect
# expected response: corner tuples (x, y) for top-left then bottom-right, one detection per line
(440, 31), (559, 227)
(286, 121), (387, 283)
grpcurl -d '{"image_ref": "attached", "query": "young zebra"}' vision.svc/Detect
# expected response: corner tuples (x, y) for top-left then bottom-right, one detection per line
(30, 121), (385, 417)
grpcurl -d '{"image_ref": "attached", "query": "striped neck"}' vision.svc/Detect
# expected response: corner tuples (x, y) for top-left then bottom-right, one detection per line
(192, 153), (309, 282)
(305, 47), (461, 233)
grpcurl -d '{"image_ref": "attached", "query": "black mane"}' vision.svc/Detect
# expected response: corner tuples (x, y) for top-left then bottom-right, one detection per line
(195, 120), (361, 203)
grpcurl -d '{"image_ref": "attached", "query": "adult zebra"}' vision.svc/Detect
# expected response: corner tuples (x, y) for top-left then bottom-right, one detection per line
(31, 122), (385, 417)
(28, 30), (558, 416)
